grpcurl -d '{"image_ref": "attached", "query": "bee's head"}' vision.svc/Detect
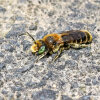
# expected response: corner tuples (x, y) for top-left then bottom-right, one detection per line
(31, 40), (48, 55)
(26, 32), (48, 62)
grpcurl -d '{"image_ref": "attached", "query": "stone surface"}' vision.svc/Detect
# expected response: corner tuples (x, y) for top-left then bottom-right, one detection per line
(0, 6), (6, 13)
(0, 63), (5, 70)
(1, 44), (15, 52)
(31, 89), (56, 100)
(5, 24), (26, 38)
(98, 76), (100, 81)
(0, 97), (4, 100)
(0, 52), (4, 57)
(62, 95), (73, 100)
(29, 24), (37, 30)
(0, 0), (100, 100)
(78, 95), (93, 100)
(21, 40), (31, 51)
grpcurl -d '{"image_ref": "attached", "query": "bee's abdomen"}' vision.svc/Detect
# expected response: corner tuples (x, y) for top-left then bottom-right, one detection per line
(61, 30), (92, 44)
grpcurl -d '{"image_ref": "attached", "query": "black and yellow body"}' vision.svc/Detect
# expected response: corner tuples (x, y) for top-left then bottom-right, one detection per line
(30, 30), (92, 62)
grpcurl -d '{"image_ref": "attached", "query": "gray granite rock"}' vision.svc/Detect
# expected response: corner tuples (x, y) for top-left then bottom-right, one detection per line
(0, 52), (4, 57)
(92, 77), (99, 85)
(62, 95), (73, 100)
(85, 2), (99, 10)
(48, 11), (55, 17)
(4, 55), (15, 64)
(16, 92), (21, 98)
(29, 24), (37, 30)
(21, 40), (31, 51)
(1, 90), (8, 95)
(68, 50), (81, 60)
(0, 6), (6, 13)
(36, 31), (47, 39)
(16, 64), (34, 73)
(15, 16), (24, 21)
(25, 81), (38, 88)
(85, 78), (91, 86)
(5, 24), (26, 38)
(9, 40), (20, 47)
(42, 71), (53, 80)
(37, 80), (46, 87)
(1, 44), (15, 52)
(56, 65), (65, 70)
(0, 0), (100, 100)
(68, 12), (85, 20)
(0, 80), (4, 87)
(31, 89), (56, 100)
(98, 76), (100, 81)
(70, 82), (79, 89)
(86, 78), (91, 83)
(19, 0), (27, 3)
(0, 38), (5, 44)
(0, 63), (5, 70)
(65, 60), (78, 69)
(11, 86), (23, 92)
(78, 95), (92, 100)
(0, 97), (4, 100)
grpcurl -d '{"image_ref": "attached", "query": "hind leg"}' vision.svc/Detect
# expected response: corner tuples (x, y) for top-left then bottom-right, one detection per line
(70, 43), (88, 49)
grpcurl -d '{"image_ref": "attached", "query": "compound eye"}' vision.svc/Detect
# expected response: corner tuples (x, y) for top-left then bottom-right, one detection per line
(38, 46), (45, 54)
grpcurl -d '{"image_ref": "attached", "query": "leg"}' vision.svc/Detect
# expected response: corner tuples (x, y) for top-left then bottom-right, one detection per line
(35, 51), (48, 63)
(52, 47), (64, 62)
(70, 43), (88, 49)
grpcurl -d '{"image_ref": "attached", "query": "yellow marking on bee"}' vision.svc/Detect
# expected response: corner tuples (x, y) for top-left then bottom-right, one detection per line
(31, 44), (38, 53)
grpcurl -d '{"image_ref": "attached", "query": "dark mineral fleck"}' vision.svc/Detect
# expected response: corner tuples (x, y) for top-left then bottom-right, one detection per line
(5, 24), (26, 38)
(0, 52), (4, 57)
(62, 95), (73, 100)
(1, 44), (15, 52)
(29, 24), (37, 30)
(31, 89), (56, 100)
(0, 63), (5, 70)
(0, 6), (6, 13)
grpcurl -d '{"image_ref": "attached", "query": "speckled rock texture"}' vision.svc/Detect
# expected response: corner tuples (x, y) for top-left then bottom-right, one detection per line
(0, 0), (100, 100)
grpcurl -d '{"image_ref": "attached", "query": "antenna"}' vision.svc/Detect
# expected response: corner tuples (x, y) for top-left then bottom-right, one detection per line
(26, 32), (36, 44)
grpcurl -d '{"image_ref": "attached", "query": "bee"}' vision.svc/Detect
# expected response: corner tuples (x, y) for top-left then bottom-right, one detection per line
(26, 30), (92, 62)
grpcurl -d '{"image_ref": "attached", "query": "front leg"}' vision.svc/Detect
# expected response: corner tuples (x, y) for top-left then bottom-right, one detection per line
(35, 51), (48, 63)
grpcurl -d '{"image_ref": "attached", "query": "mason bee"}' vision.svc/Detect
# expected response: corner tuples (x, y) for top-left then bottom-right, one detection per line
(26, 30), (92, 62)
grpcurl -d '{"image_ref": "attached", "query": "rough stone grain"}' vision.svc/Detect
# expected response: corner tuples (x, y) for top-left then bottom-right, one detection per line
(0, 0), (100, 100)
